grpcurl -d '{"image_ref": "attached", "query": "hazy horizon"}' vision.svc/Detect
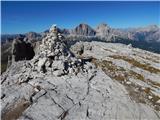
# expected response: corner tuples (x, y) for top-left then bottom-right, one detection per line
(1, 23), (160, 35)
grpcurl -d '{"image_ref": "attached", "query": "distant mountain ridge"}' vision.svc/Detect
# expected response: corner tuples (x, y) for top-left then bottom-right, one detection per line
(1, 23), (160, 76)
(1, 23), (160, 43)
(68, 23), (160, 43)
(71, 23), (96, 36)
(1, 23), (160, 58)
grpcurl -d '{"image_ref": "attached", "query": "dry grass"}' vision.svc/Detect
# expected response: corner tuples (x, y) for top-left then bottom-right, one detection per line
(126, 86), (146, 104)
(92, 58), (159, 89)
(144, 56), (159, 63)
(2, 99), (30, 120)
(114, 74), (125, 81)
(110, 55), (160, 74)
(152, 95), (160, 105)
(149, 80), (160, 88)
(129, 70), (160, 89)
(92, 58), (125, 82)
(92, 58), (160, 111)
(132, 53), (160, 63)
(150, 92), (160, 111)
(101, 60), (117, 71)
(144, 87), (151, 94)
(129, 70), (145, 81)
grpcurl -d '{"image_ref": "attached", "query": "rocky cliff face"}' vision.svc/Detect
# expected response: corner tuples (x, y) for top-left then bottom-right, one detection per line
(65, 23), (160, 43)
(12, 38), (35, 62)
(95, 23), (111, 37)
(127, 25), (160, 42)
(1, 25), (160, 120)
(25, 32), (42, 41)
(71, 23), (96, 36)
(1, 33), (41, 73)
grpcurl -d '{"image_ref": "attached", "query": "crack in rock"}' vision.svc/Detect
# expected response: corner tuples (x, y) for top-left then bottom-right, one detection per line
(30, 89), (47, 103)
(58, 110), (69, 120)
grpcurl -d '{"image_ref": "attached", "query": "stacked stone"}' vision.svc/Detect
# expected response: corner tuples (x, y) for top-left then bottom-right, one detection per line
(39, 25), (71, 59)
(32, 24), (90, 76)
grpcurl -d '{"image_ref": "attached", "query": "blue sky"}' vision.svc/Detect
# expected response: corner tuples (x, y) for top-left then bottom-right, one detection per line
(1, 1), (160, 34)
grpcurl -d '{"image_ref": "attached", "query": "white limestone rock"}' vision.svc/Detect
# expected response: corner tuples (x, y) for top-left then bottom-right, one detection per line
(37, 58), (47, 71)
(2, 25), (160, 120)
(53, 70), (64, 77)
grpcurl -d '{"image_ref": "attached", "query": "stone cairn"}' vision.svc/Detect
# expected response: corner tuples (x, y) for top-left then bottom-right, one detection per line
(31, 24), (92, 76)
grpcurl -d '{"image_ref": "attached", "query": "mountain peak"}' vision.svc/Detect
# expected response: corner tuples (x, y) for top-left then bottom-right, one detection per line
(148, 24), (159, 28)
(76, 23), (92, 29)
(96, 23), (111, 37)
(72, 23), (96, 36)
(146, 24), (159, 30)
(79, 23), (89, 26)
(97, 23), (108, 28)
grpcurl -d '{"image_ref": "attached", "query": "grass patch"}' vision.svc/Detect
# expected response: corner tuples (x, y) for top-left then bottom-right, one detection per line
(145, 57), (159, 63)
(114, 74), (125, 81)
(149, 80), (160, 88)
(129, 70), (145, 81)
(92, 58), (125, 82)
(110, 55), (160, 74)
(126, 86), (146, 104)
(2, 99), (30, 120)
(144, 87), (151, 94)
(92, 58), (160, 111)
(129, 71), (160, 89)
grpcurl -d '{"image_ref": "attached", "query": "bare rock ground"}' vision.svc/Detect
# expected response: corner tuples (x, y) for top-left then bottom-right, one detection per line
(1, 26), (160, 120)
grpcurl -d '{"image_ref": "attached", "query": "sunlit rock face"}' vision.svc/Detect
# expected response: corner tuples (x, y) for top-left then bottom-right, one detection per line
(71, 23), (96, 36)
(1, 24), (160, 120)
(95, 23), (111, 37)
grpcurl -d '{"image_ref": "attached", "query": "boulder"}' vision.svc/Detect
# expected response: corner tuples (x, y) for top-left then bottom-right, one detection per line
(37, 58), (47, 73)
(53, 70), (64, 77)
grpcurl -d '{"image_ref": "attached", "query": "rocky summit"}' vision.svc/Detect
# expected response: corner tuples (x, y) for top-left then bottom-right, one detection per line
(1, 25), (160, 120)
